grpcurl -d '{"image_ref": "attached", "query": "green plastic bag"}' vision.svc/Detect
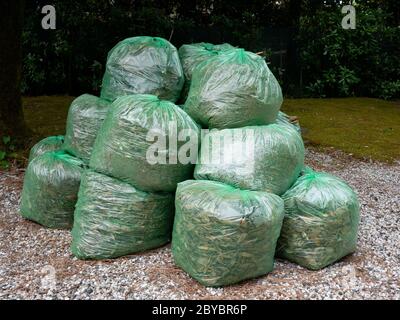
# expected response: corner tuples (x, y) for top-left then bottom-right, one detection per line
(178, 42), (234, 101)
(28, 135), (64, 163)
(63, 94), (111, 163)
(71, 170), (175, 259)
(195, 123), (305, 195)
(90, 94), (200, 192)
(172, 180), (284, 287)
(100, 36), (184, 102)
(276, 111), (301, 135)
(277, 170), (360, 270)
(20, 150), (85, 229)
(184, 48), (282, 129)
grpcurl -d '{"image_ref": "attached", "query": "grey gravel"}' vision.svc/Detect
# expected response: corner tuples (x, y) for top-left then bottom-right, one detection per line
(0, 148), (399, 300)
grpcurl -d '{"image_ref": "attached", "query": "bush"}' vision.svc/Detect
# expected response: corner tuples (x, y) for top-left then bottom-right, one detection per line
(299, 7), (400, 99)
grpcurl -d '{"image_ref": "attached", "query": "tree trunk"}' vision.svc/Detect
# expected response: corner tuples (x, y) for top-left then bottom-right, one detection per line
(0, 0), (30, 140)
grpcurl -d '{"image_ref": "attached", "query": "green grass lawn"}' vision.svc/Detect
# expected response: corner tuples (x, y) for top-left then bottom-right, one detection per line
(23, 96), (75, 137)
(23, 96), (400, 163)
(282, 98), (400, 162)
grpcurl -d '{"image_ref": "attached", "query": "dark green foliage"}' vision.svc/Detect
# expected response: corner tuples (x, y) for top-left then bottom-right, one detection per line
(22, 1), (400, 99)
(298, 5), (400, 99)
(22, 0), (290, 96)
(0, 135), (19, 169)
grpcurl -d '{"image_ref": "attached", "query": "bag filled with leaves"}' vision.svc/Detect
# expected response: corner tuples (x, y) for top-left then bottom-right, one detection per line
(184, 48), (282, 129)
(276, 111), (301, 134)
(20, 150), (85, 229)
(28, 135), (64, 163)
(90, 94), (200, 192)
(178, 42), (234, 101)
(195, 123), (305, 195)
(277, 169), (360, 270)
(100, 36), (184, 102)
(63, 94), (111, 163)
(172, 180), (284, 287)
(71, 170), (175, 259)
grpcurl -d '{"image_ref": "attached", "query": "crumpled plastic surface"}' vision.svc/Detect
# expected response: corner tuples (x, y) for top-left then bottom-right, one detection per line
(90, 94), (200, 192)
(172, 179), (284, 287)
(178, 42), (234, 101)
(100, 36), (184, 102)
(20, 150), (85, 229)
(28, 135), (64, 163)
(194, 123), (305, 195)
(183, 48), (282, 129)
(63, 94), (111, 163)
(277, 169), (360, 270)
(71, 170), (175, 259)
(276, 111), (301, 135)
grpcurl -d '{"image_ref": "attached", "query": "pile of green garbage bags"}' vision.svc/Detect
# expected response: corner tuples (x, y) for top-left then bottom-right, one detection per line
(20, 36), (360, 287)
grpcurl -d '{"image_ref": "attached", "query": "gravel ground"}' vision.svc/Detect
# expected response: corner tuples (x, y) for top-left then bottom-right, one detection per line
(0, 149), (399, 300)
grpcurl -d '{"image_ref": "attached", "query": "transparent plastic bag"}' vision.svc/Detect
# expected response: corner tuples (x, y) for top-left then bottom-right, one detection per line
(71, 170), (175, 259)
(178, 42), (234, 101)
(195, 123), (305, 195)
(28, 135), (64, 163)
(184, 48), (282, 129)
(63, 94), (111, 163)
(100, 36), (184, 102)
(20, 150), (85, 229)
(90, 94), (200, 192)
(172, 180), (284, 286)
(277, 170), (360, 270)
(276, 111), (301, 135)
